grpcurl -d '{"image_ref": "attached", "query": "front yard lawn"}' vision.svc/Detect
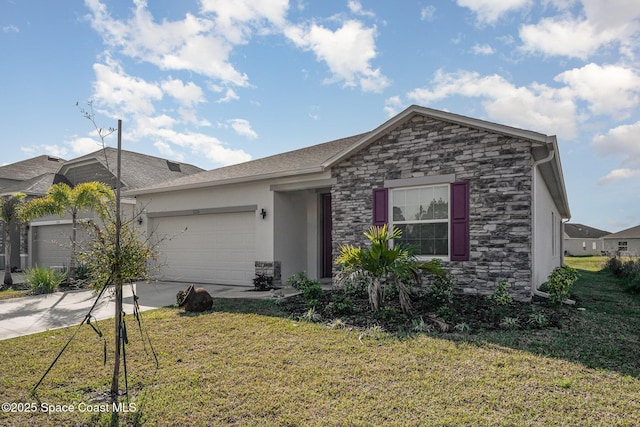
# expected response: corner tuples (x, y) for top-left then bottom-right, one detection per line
(1, 263), (639, 426)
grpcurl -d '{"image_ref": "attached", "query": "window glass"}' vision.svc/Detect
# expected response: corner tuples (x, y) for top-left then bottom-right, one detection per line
(391, 185), (449, 257)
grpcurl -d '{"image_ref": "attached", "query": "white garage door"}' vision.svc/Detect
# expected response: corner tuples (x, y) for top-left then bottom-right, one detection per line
(33, 224), (73, 269)
(152, 212), (255, 285)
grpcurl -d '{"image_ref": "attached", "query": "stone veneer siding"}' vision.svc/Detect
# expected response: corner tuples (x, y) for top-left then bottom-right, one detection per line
(331, 115), (534, 301)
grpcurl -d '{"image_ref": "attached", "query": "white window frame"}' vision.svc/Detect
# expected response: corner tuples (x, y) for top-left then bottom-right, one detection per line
(389, 184), (450, 260)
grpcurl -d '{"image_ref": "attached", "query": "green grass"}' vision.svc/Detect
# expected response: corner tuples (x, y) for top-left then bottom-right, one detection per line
(1, 270), (640, 426)
(0, 288), (29, 300)
(564, 255), (609, 272)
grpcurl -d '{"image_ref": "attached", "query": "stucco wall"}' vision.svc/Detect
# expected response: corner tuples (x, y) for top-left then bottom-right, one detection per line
(603, 238), (640, 256)
(533, 167), (563, 288)
(564, 238), (605, 256)
(331, 114), (535, 300)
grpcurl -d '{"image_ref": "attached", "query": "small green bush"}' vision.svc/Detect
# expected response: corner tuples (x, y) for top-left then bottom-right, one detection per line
(25, 265), (67, 295)
(488, 280), (512, 306)
(426, 270), (454, 309)
(287, 271), (323, 308)
(342, 276), (368, 298)
(546, 265), (579, 303)
(325, 294), (354, 316)
(605, 257), (624, 277)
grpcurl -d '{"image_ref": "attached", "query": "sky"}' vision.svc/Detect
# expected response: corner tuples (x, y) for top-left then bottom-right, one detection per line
(1, 0), (639, 233)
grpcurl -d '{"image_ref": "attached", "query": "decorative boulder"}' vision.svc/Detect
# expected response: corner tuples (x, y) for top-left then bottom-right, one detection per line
(176, 284), (213, 313)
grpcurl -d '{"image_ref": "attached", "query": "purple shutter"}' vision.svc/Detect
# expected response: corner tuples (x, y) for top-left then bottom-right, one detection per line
(372, 188), (388, 226)
(450, 181), (469, 261)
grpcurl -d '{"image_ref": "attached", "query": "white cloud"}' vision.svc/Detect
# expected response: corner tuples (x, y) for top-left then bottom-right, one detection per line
(161, 78), (204, 107)
(92, 57), (163, 117)
(140, 126), (252, 166)
(384, 96), (404, 117)
(407, 69), (577, 138)
(519, 0), (640, 59)
(420, 6), (436, 22)
(520, 17), (616, 60)
(471, 43), (495, 55)
(228, 119), (258, 139)
(216, 88), (240, 103)
(348, 1), (375, 18)
(153, 140), (185, 161)
(598, 168), (640, 185)
(457, 0), (532, 24)
(21, 144), (69, 159)
(284, 20), (390, 92)
(85, 0), (249, 86)
(2, 25), (19, 33)
(592, 120), (640, 168)
(555, 63), (640, 117)
(199, 0), (289, 43)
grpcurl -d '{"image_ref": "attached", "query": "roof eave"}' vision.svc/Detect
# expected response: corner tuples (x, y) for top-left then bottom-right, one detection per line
(124, 165), (326, 197)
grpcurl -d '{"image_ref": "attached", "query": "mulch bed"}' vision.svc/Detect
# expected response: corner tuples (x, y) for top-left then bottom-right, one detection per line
(278, 288), (572, 334)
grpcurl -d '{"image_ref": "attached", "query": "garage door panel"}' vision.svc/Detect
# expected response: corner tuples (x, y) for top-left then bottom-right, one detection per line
(152, 212), (255, 285)
(33, 225), (73, 269)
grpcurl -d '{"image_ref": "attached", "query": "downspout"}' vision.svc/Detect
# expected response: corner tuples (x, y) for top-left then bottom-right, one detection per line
(530, 144), (575, 304)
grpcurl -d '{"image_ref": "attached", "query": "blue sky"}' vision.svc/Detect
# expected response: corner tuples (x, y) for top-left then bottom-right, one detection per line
(1, 0), (639, 233)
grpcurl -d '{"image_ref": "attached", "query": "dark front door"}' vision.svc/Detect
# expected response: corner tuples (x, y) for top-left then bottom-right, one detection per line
(321, 193), (333, 278)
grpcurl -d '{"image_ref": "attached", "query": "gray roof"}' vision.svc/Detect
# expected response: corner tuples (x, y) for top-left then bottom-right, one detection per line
(603, 225), (640, 240)
(0, 155), (66, 181)
(0, 173), (72, 197)
(564, 223), (611, 239)
(60, 147), (205, 191)
(125, 133), (368, 195)
(125, 104), (571, 218)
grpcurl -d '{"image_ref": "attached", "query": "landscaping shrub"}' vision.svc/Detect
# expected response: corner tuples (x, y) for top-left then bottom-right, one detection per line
(287, 271), (323, 308)
(605, 257), (624, 277)
(253, 273), (275, 291)
(342, 276), (368, 298)
(545, 265), (579, 303)
(324, 294), (354, 316)
(425, 268), (454, 310)
(25, 265), (66, 295)
(604, 256), (640, 294)
(488, 280), (513, 306)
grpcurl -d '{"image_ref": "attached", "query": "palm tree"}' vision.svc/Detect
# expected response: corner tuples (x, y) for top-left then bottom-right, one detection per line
(335, 224), (444, 315)
(19, 182), (114, 281)
(1, 193), (26, 287)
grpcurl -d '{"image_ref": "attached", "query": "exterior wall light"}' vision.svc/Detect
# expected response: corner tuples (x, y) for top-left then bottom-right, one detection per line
(260, 208), (267, 219)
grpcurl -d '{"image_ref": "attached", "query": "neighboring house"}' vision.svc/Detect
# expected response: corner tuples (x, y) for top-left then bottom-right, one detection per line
(0, 155), (66, 271)
(563, 223), (610, 256)
(1, 149), (204, 272)
(602, 225), (640, 256)
(128, 105), (571, 301)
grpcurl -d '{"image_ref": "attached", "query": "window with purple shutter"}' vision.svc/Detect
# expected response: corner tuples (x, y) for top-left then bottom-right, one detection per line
(375, 182), (469, 261)
(450, 181), (469, 261)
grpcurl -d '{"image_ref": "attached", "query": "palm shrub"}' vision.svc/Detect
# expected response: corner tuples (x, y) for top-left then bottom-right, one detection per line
(335, 224), (445, 315)
(25, 265), (67, 295)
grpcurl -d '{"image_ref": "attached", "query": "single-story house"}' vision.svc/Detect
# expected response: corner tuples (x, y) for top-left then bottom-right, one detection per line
(1, 148), (203, 272)
(0, 155), (67, 271)
(563, 223), (610, 256)
(602, 225), (640, 256)
(127, 105), (571, 301)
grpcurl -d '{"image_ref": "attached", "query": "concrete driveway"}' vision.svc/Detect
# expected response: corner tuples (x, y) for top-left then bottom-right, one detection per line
(0, 280), (297, 341)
